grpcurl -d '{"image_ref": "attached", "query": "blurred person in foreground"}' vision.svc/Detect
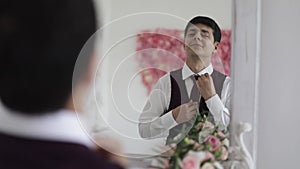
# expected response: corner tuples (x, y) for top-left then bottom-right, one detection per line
(0, 0), (125, 168)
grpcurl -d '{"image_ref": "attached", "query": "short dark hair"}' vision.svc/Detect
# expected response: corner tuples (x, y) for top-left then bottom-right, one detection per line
(0, 0), (97, 114)
(184, 16), (221, 42)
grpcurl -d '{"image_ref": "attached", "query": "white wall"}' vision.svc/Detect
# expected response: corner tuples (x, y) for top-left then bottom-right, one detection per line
(93, 0), (232, 155)
(109, 0), (232, 29)
(257, 0), (300, 168)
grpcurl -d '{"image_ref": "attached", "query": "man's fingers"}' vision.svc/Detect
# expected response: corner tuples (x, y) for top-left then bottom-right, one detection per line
(186, 101), (197, 106)
(192, 102), (198, 108)
(180, 103), (197, 113)
(199, 73), (210, 80)
(185, 104), (197, 113)
(187, 103), (198, 113)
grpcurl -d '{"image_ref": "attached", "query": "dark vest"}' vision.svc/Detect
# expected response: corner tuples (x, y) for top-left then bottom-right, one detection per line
(163, 68), (226, 144)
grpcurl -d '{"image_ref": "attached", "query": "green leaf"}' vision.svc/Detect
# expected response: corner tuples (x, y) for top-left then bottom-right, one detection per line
(175, 158), (181, 169)
(214, 149), (222, 158)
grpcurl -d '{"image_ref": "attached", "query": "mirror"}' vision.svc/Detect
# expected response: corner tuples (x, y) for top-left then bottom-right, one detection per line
(83, 0), (233, 158)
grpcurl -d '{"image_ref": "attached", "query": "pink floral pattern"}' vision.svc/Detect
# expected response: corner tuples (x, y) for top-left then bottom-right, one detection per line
(136, 28), (231, 94)
(204, 136), (222, 152)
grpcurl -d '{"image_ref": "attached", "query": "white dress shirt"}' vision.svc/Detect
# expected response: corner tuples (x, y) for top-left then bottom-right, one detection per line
(0, 106), (95, 148)
(139, 63), (231, 139)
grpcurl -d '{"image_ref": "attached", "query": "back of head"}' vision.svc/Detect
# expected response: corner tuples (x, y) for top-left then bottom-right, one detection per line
(184, 16), (221, 42)
(0, 0), (97, 114)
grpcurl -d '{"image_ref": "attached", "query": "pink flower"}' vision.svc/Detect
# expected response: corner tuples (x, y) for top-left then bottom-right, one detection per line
(205, 136), (221, 152)
(221, 138), (229, 148)
(219, 146), (229, 160)
(216, 130), (226, 139)
(181, 156), (200, 169)
(181, 156), (199, 169)
(203, 121), (214, 130)
(181, 151), (206, 169)
(203, 152), (215, 162)
(201, 162), (215, 169)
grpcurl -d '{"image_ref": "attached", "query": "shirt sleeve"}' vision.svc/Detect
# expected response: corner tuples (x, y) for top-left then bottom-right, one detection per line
(205, 76), (231, 130)
(138, 73), (178, 139)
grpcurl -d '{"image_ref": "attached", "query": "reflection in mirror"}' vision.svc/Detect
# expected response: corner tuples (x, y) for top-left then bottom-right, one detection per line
(85, 0), (232, 166)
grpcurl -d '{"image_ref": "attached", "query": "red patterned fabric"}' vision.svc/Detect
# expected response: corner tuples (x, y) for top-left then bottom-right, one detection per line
(136, 28), (231, 94)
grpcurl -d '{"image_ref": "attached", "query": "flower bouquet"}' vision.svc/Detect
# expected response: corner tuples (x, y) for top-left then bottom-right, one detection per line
(150, 111), (229, 169)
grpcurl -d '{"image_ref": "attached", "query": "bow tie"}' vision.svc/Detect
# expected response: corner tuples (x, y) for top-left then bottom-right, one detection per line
(194, 74), (200, 80)
(194, 73), (209, 80)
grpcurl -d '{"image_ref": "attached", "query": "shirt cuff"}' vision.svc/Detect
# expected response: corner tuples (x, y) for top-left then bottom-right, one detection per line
(205, 94), (224, 116)
(161, 110), (178, 130)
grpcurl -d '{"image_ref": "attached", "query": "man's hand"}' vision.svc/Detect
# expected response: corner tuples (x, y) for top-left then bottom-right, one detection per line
(172, 100), (198, 124)
(196, 73), (216, 100)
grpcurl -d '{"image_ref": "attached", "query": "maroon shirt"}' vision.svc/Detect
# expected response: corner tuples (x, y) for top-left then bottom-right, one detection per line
(0, 133), (124, 169)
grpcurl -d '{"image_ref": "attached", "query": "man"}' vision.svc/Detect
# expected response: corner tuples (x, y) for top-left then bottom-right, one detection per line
(139, 16), (231, 144)
(0, 0), (123, 168)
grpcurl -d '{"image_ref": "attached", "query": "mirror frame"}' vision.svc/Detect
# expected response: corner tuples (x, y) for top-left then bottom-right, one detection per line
(230, 0), (261, 168)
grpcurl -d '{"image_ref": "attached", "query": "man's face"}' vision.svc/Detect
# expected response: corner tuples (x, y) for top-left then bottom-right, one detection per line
(184, 23), (219, 60)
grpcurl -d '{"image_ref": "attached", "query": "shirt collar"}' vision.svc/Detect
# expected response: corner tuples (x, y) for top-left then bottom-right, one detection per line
(182, 63), (213, 80)
(0, 106), (95, 149)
